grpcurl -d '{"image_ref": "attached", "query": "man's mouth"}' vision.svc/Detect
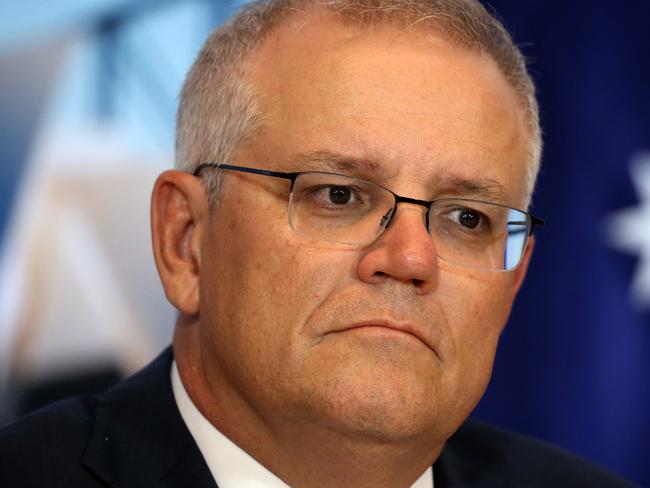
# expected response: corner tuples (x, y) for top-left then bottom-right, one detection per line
(332, 319), (437, 354)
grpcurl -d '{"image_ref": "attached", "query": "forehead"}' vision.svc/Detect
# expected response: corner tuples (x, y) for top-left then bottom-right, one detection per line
(243, 10), (530, 205)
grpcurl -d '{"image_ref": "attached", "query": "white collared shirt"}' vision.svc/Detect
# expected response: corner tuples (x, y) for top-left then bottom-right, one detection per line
(171, 361), (433, 488)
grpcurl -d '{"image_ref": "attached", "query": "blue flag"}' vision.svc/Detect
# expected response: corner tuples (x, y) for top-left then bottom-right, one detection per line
(473, 2), (650, 485)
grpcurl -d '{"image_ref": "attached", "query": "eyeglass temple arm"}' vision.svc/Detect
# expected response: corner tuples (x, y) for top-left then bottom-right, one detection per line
(529, 215), (544, 235)
(193, 163), (300, 182)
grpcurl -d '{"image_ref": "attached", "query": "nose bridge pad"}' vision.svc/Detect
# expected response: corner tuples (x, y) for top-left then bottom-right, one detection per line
(379, 207), (395, 231)
(424, 205), (431, 232)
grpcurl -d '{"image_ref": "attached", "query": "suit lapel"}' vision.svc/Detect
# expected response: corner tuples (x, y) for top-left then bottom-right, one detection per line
(82, 347), (217, 488)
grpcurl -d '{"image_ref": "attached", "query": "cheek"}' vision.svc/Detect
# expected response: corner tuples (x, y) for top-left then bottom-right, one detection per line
(442, 266), (514, 334)
(201, 195), (354, 359)
(439, 269), (515, 392)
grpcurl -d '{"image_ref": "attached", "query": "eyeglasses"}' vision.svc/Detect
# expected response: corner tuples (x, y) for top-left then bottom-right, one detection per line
(194, 163), (544, 271)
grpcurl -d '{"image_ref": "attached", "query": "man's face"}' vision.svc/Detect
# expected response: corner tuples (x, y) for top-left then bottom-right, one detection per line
(197, 13), (531, 444)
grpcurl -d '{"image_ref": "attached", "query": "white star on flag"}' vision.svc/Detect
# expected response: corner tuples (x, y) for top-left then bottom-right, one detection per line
(606, 152), (650, 308)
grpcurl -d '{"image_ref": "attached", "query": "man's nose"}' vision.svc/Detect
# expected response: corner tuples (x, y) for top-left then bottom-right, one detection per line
(356, 204), (437, 294)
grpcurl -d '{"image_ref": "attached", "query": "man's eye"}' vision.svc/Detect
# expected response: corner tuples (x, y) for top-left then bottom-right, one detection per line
(328, 186), (352, 204)
(308, 185), (361, 207)
(448, 208), (486, 230)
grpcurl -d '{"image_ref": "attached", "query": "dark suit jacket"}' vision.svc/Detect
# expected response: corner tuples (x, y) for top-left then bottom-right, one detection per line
(0, 347), (635, 487)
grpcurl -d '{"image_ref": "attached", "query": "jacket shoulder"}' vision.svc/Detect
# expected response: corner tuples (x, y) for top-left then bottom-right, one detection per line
(0, 395), (101, 487)
(0, 347), (193, 488)
(435, 419), (637, 487)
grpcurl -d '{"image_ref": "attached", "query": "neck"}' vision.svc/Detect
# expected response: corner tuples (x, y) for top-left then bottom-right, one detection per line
(173, 325), (442, 488)
(245, 423), (439, 488)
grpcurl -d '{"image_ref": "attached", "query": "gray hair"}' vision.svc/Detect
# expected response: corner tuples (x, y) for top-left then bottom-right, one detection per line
(176, 0), (541, 206)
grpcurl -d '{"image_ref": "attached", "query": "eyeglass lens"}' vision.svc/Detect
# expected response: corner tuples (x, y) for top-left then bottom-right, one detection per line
(288, 172), (530, 271)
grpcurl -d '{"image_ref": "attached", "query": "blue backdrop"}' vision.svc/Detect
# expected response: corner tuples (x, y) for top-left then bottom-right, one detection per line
(473, 2), (650, 486)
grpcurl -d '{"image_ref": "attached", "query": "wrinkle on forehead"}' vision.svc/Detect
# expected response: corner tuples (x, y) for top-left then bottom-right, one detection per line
(294, 149), (385, 175)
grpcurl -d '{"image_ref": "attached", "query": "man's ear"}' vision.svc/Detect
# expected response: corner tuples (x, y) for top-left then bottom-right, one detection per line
(151, 170), (208, 315)
(511, 235), (535, 298)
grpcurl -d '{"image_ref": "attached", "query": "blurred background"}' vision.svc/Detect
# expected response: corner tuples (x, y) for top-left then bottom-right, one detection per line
(0, 0), (648, 485)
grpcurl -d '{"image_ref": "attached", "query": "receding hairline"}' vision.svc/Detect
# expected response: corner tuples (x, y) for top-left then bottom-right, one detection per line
(241, 2), (527, 88)
(243, 4), (532, 138)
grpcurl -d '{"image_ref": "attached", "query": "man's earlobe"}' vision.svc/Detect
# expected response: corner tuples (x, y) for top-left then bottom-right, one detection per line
(151, 170), (208, 315)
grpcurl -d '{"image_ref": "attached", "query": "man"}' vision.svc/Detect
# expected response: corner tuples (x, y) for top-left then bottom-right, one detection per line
(0, 0), (636, 487)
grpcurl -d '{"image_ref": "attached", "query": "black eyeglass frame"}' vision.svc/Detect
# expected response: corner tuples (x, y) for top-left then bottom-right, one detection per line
(193, 163), (545, 237)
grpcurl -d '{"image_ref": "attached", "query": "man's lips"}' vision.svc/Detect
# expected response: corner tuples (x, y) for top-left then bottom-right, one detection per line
(330, 319), (437, 353)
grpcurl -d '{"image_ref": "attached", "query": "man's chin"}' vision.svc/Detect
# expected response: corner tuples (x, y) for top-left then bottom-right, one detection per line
(289, 362), (448, 444)
(314, 396), (443, 445)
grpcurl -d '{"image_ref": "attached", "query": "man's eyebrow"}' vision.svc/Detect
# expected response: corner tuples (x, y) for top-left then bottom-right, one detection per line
(292, 150), (509, 202)
(434, 175), (509, 201)
(293, 150), (385, 176)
